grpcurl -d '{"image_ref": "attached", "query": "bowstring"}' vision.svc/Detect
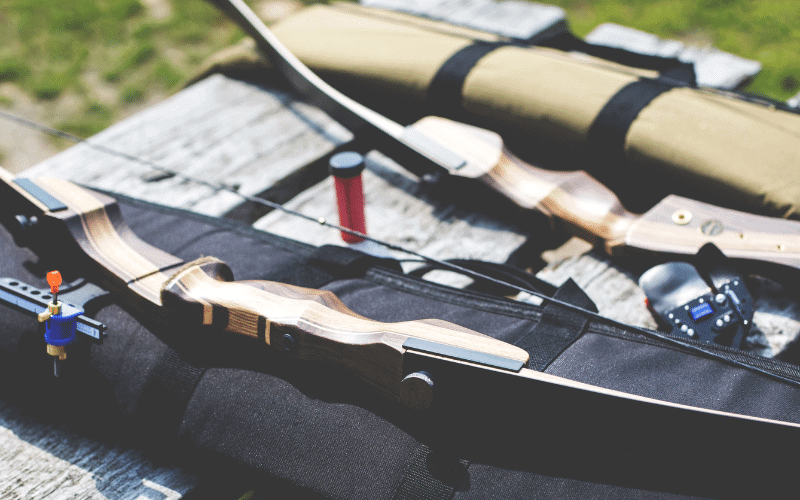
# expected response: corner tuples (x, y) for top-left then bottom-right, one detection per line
(2, 108), (799, 388)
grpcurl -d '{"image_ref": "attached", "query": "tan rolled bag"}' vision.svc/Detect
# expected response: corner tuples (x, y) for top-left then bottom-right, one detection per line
(196, 2), (800, 219)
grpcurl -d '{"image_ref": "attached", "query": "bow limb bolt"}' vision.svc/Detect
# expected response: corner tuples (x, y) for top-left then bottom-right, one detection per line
(3, 168), (800, 464)
(207, 0), (800, 279)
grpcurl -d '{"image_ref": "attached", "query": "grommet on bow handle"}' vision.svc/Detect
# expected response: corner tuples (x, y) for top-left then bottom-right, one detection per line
(400, 371), (434, 411)
(329, 152), (367, 244)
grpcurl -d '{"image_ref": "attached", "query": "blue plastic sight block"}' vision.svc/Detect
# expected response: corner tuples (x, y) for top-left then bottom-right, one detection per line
(44, 303), (84, 346)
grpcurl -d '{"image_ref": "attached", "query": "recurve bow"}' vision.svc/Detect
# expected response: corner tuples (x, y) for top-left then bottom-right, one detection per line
(207, 0), (800, 278)
(2, 167), (800, 464)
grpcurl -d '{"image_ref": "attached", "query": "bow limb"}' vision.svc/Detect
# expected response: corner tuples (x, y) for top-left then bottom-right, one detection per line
(208, 0), (800, 279)
(3, 168), (800, 462)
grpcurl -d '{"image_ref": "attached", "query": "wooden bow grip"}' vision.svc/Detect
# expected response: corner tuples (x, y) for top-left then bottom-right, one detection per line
(407, 117), (638, 249)
(409, 117), (800, 273)
(161, 257), (530, 404)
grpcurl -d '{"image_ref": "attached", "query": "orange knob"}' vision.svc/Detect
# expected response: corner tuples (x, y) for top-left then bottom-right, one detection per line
(47, 270), (62, 294)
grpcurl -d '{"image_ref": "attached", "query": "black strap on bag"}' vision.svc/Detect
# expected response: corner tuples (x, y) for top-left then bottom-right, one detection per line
(427, 31), (696, 119)
(264, 244), (403, 289)
(583, 77), (680, 176)
(392, 444), (469, 500)
(514, 278), (597, 371)
(426, 29), (698, 180)
(427, 40), (521, 118)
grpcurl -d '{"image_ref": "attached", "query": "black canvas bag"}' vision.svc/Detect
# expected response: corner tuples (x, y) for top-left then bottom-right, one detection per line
(2, 192), (800, 499)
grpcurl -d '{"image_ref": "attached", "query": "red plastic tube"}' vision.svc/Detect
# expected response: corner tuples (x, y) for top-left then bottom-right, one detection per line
(329, 152), (367, 243)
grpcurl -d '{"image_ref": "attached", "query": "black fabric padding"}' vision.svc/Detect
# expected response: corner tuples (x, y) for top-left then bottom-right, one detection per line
(514, 278), (596, 371)
(427, 41), (513, 117)
(112, 192), (320, 284)
(392, 444), (469, 500)
(136, 349), (205, 441)
(546, 331), (800, 423)
(322, 275), (542, 347)
(178, 367), (418, 500)
(457, 461), (715, 499)
(584, 78), (675, 172)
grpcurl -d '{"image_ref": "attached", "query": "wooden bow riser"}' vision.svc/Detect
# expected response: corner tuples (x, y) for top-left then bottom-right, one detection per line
(160, 257), (528, 403)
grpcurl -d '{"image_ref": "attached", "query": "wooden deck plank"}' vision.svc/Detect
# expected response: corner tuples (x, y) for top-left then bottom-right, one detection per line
(0, 401), (194, 500)
(23, 75), (352, 217)
(253, 151), (529, 265)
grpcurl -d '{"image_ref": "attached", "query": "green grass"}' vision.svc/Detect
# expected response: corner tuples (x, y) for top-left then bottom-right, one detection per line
(546, 0), (800, 100)
(103, 43), (157, 82)
(120, 85), (145, 104)
(0, 0), (797, 154)
(0, 0), (256, 143)
(0, 56), (30, 82)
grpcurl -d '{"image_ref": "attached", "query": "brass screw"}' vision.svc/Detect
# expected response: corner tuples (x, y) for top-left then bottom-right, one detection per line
(46, 344), (67, 360)
(37, 301), (62, 322)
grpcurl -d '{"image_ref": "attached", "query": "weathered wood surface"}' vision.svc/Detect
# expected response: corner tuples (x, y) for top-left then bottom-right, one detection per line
(24, 74), (352, 217)
(253, 150), (528, 286)
(0, 400), (193, 500)
(584, 23), (762, 89)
